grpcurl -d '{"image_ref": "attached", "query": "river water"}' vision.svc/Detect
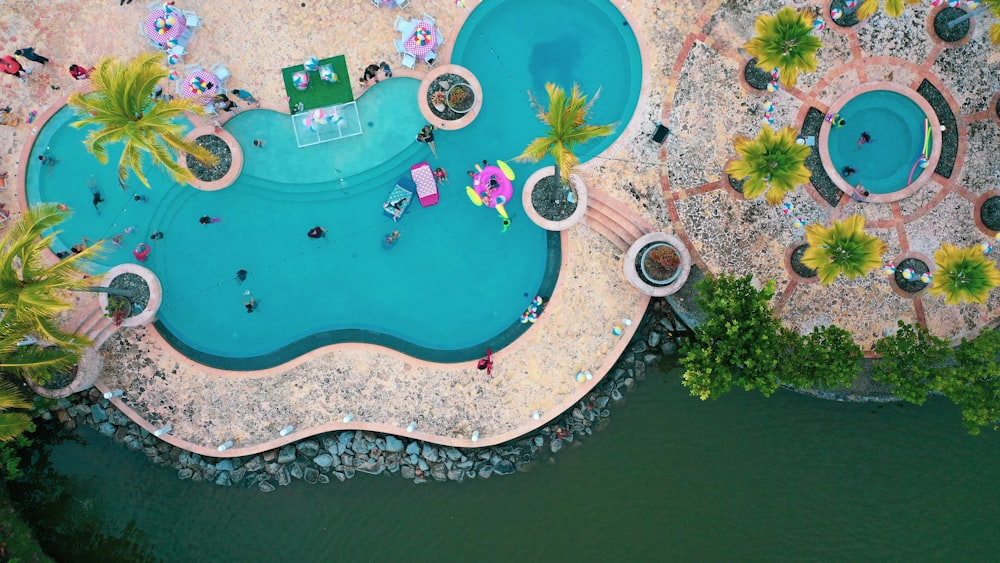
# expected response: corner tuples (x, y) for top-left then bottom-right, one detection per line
(10, 363), (999, 562)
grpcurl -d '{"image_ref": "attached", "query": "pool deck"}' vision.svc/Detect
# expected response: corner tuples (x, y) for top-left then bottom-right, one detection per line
(2, 0), (999, 455)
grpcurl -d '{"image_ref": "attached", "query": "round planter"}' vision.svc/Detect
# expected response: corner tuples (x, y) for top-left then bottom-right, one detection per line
(26, 347), (103, 399)
(932, 7), (971, 44)
(786, 242), (819, 282)
(418, 64), (483, 130)
(829, 0), (861, 28)
(521, 166), (589, 231)
(980, 196), (1000, 232)
(446, 84), (475, 114)
(180, 125), (243, 191)
(743, 58), (772, 91)
(98, 264), (162, 327)
(638, 243), (683, 286)
(624, 233), (692, 297)
(887, 253), (935, 299)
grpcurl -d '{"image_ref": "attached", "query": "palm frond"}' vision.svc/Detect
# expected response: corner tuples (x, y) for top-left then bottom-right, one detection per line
(0, 413), (34, 442)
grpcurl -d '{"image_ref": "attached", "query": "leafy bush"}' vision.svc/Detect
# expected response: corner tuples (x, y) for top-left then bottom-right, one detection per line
(780, 325), (863, 390)
(941, 330), (1000, 435)
(679, 274), (790, 399)
(872, 321), (950, 405)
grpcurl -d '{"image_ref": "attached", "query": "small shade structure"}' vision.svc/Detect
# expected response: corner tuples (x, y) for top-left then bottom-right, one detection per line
(304, 56), (319, 71)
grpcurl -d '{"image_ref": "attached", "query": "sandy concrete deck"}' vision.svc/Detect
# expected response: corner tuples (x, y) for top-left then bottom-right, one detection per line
(2, 0), (999, 453)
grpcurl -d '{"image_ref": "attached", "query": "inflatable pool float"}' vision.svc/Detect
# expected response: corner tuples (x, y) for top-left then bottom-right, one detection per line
(466, 160), (514, 209)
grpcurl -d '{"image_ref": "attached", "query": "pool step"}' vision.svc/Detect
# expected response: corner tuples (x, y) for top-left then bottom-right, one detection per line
(584, 188), (659, 252)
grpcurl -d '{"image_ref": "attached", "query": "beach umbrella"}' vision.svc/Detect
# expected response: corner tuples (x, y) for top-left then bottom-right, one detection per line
(168, 70), (180, 80)
(304, 57), (319, 72)
(831, 8), (843, 20)
(302, 116), (315, 130)
(167, 53), (182, 65)
(293, 71), (309, 90)
(311, 108), (328, 125)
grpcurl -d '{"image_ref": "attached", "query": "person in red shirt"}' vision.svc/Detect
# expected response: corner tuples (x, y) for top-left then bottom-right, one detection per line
(1, 55), (30, 82)
(68, 64), (92, 80)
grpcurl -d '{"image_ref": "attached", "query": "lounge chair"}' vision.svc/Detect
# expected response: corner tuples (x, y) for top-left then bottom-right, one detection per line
(383, 177), (415, 221)
(411, 161), (439, 207)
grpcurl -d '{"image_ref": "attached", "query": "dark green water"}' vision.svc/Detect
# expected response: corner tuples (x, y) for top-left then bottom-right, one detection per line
(11, 364), (1000, 562)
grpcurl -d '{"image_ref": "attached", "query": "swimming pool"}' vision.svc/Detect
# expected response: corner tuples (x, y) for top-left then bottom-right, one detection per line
(826, 89), (934, 195)
(452, 0), (642, 162)
(27, 0), (641, 369)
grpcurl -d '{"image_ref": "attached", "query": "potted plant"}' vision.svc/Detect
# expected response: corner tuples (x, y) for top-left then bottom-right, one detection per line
(517, 83), (614, 228)
(725, 126), (811, 205)
(928, 242), (1000, 304)
(624, 233), (691, 297)
(800, 215), (887, 284)
(640, 243), (682, 286)
(430, 90), (447, 112)
(446, 83), (475, 114)
(105, 294), (132, 327)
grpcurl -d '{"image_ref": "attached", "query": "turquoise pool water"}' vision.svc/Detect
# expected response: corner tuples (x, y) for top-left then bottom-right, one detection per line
(27, 0), (641, 368)
(828, 90), (930, 194)
(452, 0), (641, 162)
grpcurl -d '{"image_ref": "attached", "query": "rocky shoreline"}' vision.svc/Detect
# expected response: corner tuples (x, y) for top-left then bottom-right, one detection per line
(40, 300), (687, 491)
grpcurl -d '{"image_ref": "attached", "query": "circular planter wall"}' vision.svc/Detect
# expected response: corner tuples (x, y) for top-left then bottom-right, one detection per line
(521, 166), (588, 231)
(180, 126), (243, 191)
(98, 264), (162, 327)
(785, 241), (819, 284)
(418, 64), (483, 131)
(888, 253), (934, 299)
(624, 233), (692, 297)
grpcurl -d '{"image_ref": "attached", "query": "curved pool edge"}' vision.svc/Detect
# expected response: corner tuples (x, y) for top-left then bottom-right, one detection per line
(819, 82), (943, 204)
(95, 290), (650, 455)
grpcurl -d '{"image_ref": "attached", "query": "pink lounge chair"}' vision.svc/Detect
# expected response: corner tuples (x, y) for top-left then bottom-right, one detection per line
(411, 161), (439, 207)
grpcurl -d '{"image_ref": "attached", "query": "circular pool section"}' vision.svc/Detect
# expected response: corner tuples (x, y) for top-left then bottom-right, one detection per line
(820, 83), (942, 203)
(451, 0), (642, 161)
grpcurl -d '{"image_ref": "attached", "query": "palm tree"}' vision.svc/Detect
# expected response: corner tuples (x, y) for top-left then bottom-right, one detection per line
(0, 204), (103, 354)
(745, 7), (822, 88)
(725, 126), (811, 205)
(0, 377), (33, 442)
(800, 215), (887, 284)
(67, 52), (217, 189)
(928, 243), (1000, 304)
(855, 0), (922, 20)
(516, 83), (615, 185)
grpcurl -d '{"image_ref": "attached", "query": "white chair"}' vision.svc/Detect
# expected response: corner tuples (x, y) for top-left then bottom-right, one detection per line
(394, 15), (409, 32)
(211, 62), (231, 85)
(185, 63), (203, 73)
(147, 1), (161, 9)
(401, 52), (416, 69)
(370, 0), (380, 6)
(435, 29), (445, 47)
(396, 0), (411, 9)
(168, 44), (186, 58)
(426, 52), (439, 67)
(422, 13), (436, 25)
(394, 39), (407, 54)
(183, 10), (200, 28)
